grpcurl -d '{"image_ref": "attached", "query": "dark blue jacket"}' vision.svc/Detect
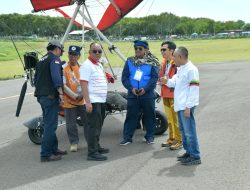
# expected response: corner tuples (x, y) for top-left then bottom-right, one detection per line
(34, 52), (62, 97)
(122, 58), (159, 99)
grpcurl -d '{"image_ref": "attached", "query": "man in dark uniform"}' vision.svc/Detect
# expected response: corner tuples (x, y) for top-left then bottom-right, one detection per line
(34, 40), (67, 162)
(120, 40), (160, 145)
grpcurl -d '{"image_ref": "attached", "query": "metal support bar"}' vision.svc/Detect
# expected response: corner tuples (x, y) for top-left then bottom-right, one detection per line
(84, 4), (116, 78)
(81, 4), (85, 63)
(61, 4), (81, 44)
(78, 10), (127, 62)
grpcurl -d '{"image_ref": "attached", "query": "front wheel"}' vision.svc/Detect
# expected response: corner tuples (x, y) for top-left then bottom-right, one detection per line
(141, 110), (168, 135)
(28, 126), (43, 145)
(154, 110), (168, 135)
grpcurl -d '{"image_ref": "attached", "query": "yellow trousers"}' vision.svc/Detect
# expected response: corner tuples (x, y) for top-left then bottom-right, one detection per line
(163, 98), (182, 141)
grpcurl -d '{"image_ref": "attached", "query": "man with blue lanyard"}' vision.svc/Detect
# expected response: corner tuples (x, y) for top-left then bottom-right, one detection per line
(120, 40), (160, 145)
(34, 40), (67, 162)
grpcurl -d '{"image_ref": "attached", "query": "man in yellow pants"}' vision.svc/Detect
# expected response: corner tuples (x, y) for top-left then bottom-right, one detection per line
(159, 41), (182, 150)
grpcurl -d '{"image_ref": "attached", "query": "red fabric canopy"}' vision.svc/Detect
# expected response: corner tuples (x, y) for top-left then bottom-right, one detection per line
(31, 0), (72, 12)
(30, 0), (143, 31)
(97, 0), (143, 31)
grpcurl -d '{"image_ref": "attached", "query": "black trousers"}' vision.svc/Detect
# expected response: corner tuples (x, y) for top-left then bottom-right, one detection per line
(86, 103), (106, 155)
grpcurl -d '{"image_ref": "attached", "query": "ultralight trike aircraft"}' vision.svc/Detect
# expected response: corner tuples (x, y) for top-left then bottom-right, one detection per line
(14, 0), (168, 144)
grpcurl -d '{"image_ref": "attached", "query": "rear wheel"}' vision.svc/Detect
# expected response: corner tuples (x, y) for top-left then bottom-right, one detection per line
(142, 110), (168, 135)
(28, 124), (43, 145)
(154, 110), (168, 135)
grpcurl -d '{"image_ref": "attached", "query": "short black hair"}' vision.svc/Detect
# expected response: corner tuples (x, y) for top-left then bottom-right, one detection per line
(46, 45), (58, 51)
(161, 41), (176, 50)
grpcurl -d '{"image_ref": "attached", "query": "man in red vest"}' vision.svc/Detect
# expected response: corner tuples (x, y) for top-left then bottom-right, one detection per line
(159, 41), (182, 150)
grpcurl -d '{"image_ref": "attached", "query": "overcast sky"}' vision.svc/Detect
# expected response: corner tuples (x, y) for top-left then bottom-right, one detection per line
(0, 0), (249, 23)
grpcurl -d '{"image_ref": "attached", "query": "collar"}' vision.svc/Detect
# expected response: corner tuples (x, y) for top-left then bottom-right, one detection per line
(48, 51), (59, 59)
(67, 62), (79, 71)
(166, 58), (174, 64)
(162, 58), (175, 66)
(169, 59), (175, 65)
(88, 56), (99, 65)
(180, 61), (190, 68)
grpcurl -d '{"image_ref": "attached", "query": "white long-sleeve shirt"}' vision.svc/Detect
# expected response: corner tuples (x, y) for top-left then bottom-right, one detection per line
(167, 61), (199, 112)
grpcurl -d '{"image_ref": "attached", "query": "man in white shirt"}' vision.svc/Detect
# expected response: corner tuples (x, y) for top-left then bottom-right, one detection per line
(80, 42), (109, 161)
(159, 47), (201, 165)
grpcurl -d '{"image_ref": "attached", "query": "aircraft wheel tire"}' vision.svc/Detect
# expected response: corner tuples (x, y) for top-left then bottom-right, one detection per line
(28, 126), (43, 145)
(154, 110), (168, 135)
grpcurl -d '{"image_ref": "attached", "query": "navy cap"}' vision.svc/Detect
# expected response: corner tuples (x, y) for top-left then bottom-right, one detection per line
(134, 40), (149, 49)
(68, 45), (81, 55)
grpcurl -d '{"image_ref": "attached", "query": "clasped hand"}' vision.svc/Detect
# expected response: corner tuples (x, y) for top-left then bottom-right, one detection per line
(132, 88), (145, 96)
(158, 77), (168, 85)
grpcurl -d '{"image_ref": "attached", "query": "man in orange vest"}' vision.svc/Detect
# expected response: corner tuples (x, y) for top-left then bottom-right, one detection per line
(63, 45), (87, 152)
(159, 41), (182, 150)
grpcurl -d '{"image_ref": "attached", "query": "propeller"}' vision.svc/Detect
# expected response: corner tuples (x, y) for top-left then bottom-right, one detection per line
(16, 80), (27, 117)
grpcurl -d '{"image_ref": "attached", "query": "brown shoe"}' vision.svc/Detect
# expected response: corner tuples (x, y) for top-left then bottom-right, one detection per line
(161, 139), (174, 147)
(40, 154), (62, 162)
(169, 141), (182, 150)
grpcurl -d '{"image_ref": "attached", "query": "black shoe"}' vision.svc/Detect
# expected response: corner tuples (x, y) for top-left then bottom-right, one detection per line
(54, 149), (68, 156)
(98, 147), (109, 154)
(119, 140), (132, 146)
(41, 154), (62, 162)
(181, 157), (201, 166)
(177, 153), (190, 161)
(87, 152), (107, 161)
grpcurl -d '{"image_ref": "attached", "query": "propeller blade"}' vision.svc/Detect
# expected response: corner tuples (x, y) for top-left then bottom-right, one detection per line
(16, 81), (27, 117)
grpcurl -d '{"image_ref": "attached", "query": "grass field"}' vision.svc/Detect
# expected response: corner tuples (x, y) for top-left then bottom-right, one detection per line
(0, 38), (250, 79)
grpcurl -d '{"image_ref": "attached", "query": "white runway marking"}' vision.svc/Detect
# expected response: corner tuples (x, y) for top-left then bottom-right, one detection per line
(0, 92), (33, 101)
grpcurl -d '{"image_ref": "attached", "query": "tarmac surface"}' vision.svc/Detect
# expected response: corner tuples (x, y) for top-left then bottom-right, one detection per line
(0, 61), (250, 190)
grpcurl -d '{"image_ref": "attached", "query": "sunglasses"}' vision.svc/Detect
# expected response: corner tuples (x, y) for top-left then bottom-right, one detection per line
(160, 48), (168, 52)
(92, 49), (102, 54)
(134, 47), (144, 51)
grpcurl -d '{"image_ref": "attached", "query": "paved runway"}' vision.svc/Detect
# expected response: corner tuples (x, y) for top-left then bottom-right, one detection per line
(0, 61), (250, 190)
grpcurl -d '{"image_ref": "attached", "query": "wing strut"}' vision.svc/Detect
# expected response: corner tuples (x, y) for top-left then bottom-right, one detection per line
(84, 3), (116, 78)
(59, 2), (127, 78)
(78, 10), (126, 62)
(60, 3), (81, 44)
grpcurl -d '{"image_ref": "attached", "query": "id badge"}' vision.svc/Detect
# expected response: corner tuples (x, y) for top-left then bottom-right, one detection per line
(134, 70), (143, 81)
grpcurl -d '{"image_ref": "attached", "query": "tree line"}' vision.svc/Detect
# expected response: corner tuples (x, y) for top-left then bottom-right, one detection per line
(1, 12), (250, 37)
(0, 13), (80, 37)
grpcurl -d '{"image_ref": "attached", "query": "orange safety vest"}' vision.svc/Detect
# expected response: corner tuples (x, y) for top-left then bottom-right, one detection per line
(160, 59), (177, 98)
(63, 63), (84, 108)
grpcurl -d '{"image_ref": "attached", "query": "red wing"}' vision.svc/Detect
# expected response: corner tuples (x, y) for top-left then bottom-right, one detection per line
(97, 0), (143, 31)
(31, 0), (72, 12)
(30, 0), (143, 31)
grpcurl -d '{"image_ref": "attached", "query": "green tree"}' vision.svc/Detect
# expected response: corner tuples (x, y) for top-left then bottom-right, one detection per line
(243, 23), (250, 31)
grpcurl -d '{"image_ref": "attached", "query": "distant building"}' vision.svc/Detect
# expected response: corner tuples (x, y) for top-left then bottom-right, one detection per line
(69, 30), (89, 40)
(224, 29), (242, 37)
